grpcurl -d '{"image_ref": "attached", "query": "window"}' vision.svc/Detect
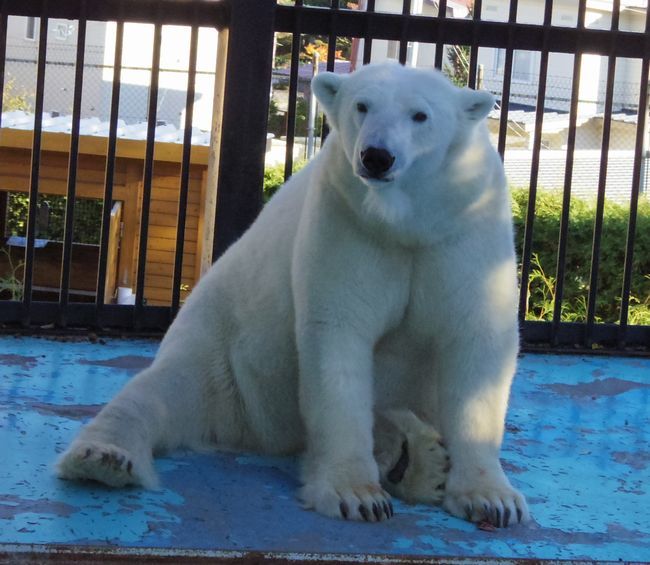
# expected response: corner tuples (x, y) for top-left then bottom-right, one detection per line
(25, 17), (36, 41)
(494, 49), (536, 83)
(53, 22), (74, 41)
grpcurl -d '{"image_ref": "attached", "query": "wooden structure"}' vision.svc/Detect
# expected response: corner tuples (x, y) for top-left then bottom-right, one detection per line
(0, 127), (210, 306)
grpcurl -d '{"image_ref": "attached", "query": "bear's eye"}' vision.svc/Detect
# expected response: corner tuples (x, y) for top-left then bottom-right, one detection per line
(412, 111), (428, 123)
(356, 102), (368, 114)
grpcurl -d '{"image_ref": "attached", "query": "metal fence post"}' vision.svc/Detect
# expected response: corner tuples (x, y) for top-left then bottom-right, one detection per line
(211, 0), (276, 261)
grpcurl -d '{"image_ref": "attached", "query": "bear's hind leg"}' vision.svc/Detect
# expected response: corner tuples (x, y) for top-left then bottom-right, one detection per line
(374, 409), (450, 506)
(57, 361), (212, 489)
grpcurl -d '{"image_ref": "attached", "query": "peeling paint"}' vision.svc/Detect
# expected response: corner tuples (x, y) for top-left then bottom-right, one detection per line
(0, 495), (76, 519)
(543, 377), (650, 398)
(611, 450), (650, 471)
(0, 353), (40, 370)
(77, 355), (154, 371)
(28, 402), (103, 420)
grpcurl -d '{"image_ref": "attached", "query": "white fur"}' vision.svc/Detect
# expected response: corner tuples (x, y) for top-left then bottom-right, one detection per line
(57, 63), (528, 526)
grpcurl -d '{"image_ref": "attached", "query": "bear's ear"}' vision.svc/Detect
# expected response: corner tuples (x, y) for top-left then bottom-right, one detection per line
(312, 72), (345, 114)
(459, 88), (495, 122)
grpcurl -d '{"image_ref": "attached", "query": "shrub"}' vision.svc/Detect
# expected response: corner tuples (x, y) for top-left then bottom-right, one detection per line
(263, 161), (307, 203)
(6, 193), (104, 245)
(511, 188), (650, 324)
(267, 97), (323, 139)
(261, 173), (650, 324)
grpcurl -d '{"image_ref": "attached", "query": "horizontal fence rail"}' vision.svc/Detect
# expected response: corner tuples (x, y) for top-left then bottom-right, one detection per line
(0, 0), (648, 353)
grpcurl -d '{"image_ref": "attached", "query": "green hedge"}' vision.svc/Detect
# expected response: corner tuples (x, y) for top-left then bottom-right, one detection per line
(6, 193), (103, 245)
(263, 164), (650, 325)
(512, 189), (650, 324)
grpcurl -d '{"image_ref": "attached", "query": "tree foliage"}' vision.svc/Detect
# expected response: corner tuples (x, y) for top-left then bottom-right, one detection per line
(2, 77), (32, 112)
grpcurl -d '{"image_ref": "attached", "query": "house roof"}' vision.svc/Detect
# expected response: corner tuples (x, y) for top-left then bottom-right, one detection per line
(0, 110), (217, 164)
(0, 111), (212, 145)
(488, 108), (638, 132)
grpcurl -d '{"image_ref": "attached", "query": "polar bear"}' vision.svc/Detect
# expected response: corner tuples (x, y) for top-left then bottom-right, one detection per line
(57, 62), (529, 527)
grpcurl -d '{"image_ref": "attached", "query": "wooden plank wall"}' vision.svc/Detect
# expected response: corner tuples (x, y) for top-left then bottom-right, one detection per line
(141, 161), (205, 306)
(0, 139), (208, 307)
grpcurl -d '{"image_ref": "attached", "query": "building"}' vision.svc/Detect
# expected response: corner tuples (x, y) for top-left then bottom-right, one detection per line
(2, 16), (219, 129)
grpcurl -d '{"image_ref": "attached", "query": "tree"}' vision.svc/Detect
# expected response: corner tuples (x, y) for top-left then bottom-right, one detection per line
(2, 77), (32, 112)
(443, 1), (473, 87)
(444, 45), (471, 87)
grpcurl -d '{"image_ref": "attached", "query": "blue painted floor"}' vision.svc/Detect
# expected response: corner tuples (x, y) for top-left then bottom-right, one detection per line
(0, 335), (649, 563)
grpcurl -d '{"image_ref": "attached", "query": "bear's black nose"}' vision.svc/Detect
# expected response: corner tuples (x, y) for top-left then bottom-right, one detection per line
(360, 147), (395, 178)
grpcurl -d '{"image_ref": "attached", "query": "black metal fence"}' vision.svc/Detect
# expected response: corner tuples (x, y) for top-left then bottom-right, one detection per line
(0, 0), (648, 353)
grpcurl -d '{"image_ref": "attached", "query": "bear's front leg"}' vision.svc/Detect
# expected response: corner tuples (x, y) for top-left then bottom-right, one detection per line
(430, 297), (530, 527)
(436, 334), (529, 527)
(423, 238), (530, 528)
(297, 327), (393, 522)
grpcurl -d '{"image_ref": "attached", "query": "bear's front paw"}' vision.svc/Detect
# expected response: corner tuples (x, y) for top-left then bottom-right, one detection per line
(56, 441), (158, 489)
(300, 480), (393, 522)
(443, 472), (529, 527)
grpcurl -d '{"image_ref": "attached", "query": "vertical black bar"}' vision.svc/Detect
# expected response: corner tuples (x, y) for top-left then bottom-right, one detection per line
(551, 0), (587, 342)
(59, 1), (88, 325)
(496, 0), (518, 158)
(467, 0), (482, 88)
(433, 0), (447, 70)
(171, 23), (199, 315)
(362, 0), (375, 65)
(518, 0), (553, 325)
(319, 0), (339, 142)
(212, 0), (275, 260)
(0, 3), (8, 131)
(585, 0), (620, 347)
(618, 6), (650, 345)
(0, 1), (8, 285)
(283, 0), (301, 181)
(22, 6), (48, 323)
(134, 22), (162, 323)
(398, 0), (411, 65)
(327, 0), (338, 71)
(96, 19), (124, 316)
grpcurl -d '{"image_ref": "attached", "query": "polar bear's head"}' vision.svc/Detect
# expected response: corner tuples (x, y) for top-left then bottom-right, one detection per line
(312, 62), (495, 187)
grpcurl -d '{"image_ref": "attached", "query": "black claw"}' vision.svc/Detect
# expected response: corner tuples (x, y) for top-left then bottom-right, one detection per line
(83, 448), (92, 459)
(464, 504), (473, 521)
(388, 501), (394, 518)
(126, 461), (133, 475)
(504, 507), (511, 528)
(387, 440), (410, 484)
(372, 502), (381, 521)
(382, 501), (391, 519)
(359, 505), (370, 521)
(339, 502), (349, 520)
(516, 507), (523, 523)
(495, 508), (501, 528)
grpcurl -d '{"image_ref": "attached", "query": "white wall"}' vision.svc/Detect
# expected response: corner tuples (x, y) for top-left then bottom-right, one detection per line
(478, 0), (646, 114)
(102, 23), (219, 129)
(3, 16), (108, 117)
